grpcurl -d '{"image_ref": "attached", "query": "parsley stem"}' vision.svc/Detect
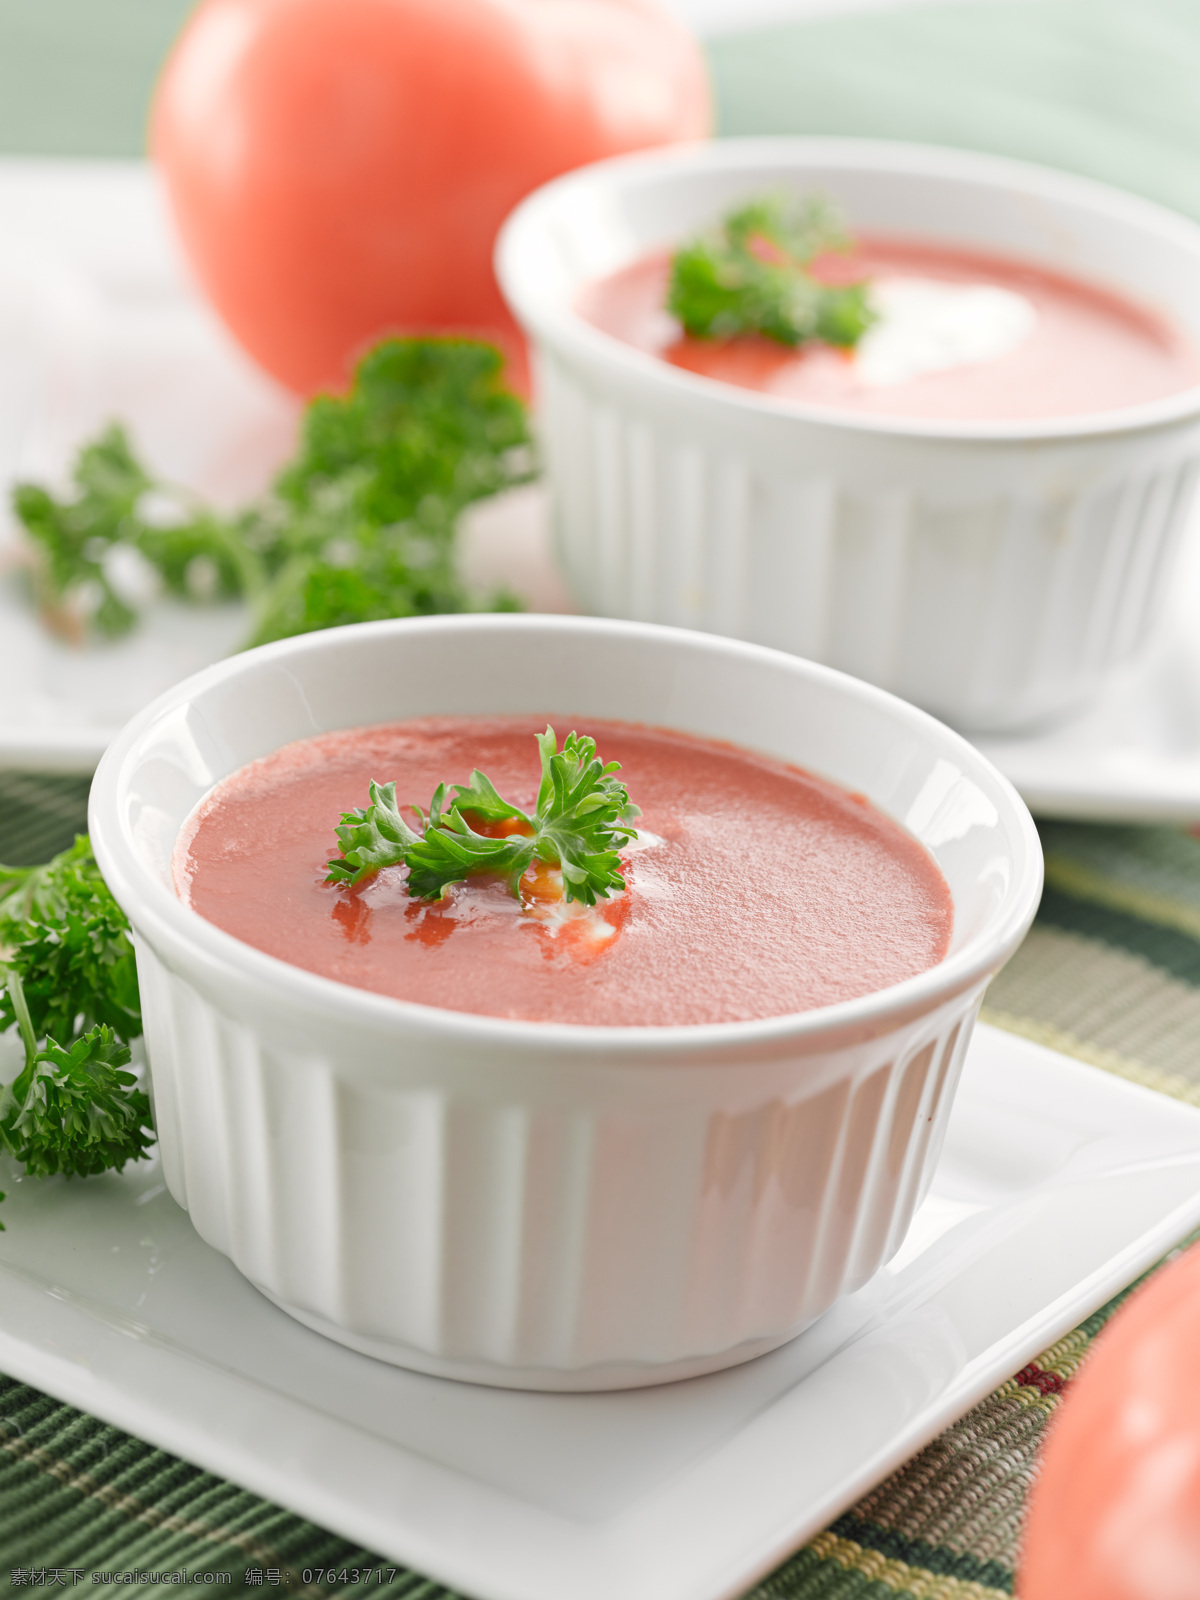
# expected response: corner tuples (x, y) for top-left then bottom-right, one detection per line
(4, 968), (36, 1069)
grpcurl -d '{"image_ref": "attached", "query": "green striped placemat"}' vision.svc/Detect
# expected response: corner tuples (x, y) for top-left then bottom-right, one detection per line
(0, 773), (93, 867)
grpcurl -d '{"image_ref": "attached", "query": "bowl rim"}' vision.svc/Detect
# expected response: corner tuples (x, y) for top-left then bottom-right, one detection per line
(496, 133), (1200, 445)
(89, 615), (1044, 1059)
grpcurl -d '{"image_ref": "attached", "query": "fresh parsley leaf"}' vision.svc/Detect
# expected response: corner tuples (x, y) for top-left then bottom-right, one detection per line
(0, 841), (152, 1226)
(667, 191), (876, 350)
(242, 508), (470, 647)
(325, 780), (423, 885)
(12, 426), (147, 638)
(12, 424), (251, 639)
(0, 862), (43, 927)
(135, 507), (262, 606)
(0, 1003), (152, 1183)
(327, 728), (640, 906)
(0, 836), (140, 1046)
(0, 834), (103, 929)
(276, 337), (531, 526)
(10, 338), (533, 649)
(243, 338), (533, 647)
(526, 728), (640, 905)
(403, 784), (538, 902)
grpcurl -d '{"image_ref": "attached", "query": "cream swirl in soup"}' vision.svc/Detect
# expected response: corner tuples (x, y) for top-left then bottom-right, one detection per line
(577, 239), (1200, 422)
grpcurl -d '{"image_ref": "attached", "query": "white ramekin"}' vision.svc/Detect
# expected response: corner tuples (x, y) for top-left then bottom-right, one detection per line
(496, 138), (1200, 734)
(89, 615), (1042, 1390)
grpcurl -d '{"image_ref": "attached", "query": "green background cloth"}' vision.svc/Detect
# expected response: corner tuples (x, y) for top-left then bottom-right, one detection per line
(0, 0), (192, 157)
(5, 2), (1200, 1595)
(7, 0), (1200, 231)
(711, 0), (1200, 224)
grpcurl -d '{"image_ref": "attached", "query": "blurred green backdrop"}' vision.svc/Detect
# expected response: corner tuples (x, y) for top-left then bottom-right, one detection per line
(713, 0), (1200, 225)
(0, 0), (194, 155)
(2, 0), (1200, 224)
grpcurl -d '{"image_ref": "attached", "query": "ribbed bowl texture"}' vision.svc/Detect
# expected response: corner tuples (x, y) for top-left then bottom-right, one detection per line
(497, 138), (1200, 733)
(89, 616), (1043, 1389)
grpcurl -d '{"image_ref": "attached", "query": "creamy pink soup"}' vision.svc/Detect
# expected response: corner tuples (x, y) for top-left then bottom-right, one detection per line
(175, 716), (953, 1028)
(576, 239), (1200, 421)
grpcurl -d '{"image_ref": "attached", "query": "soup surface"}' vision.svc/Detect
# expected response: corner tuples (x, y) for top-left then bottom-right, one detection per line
(576, 238), (1200, 421)
(176, 716), (953, 1027)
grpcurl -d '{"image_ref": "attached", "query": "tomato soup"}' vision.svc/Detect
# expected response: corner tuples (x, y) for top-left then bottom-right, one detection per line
(577, 239), (1200, 422)
(175, 717), (952, 1027)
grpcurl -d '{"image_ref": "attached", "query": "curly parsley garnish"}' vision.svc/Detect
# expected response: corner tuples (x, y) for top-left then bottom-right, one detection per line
(1, 969), (151, 1183)
(327, 729), (640, 907)
(14, 425), (264, 641)
(242, 337), (531, 647)
(667, 191), (876, 350)
(0, 835), (141, 1045)
(11, 337), (532, 646)
(0, 837), (152, 1225)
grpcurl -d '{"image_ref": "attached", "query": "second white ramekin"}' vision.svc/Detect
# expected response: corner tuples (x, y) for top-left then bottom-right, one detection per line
(89, 615), (1041, 1389)
(497, 138), (1200, 733)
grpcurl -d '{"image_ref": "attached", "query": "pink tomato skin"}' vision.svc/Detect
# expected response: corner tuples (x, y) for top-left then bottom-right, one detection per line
(1020, 1243), (1200, 1600)
(151, 0), (711, 394)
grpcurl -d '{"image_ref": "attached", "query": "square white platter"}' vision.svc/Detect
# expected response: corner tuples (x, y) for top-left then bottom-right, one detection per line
(1, 1022), (1199, 1600)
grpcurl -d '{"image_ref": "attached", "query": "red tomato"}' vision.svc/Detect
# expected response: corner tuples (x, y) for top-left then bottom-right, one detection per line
(1020, 1242), (1200, 1599)
(151, 0), (710, 395)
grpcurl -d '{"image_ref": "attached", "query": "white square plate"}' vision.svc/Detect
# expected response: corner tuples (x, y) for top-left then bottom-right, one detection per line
(1, 1022), (1199, 1600)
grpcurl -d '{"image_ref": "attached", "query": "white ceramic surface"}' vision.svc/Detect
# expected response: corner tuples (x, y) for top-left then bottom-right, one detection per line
(497, 137), (1200, 733)
(87, 615), (1041, 1389)
(1, 1025), (1198, 1600)
(972, 506), (1200, 820)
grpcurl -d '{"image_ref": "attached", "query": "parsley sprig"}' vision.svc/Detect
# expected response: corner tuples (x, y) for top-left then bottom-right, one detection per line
(667, 191), (876, 349)
(12, 337), (532, 647)
(241, 338), (531, 647)
(0, 837), (152, 1225)
(1, 969), (151, 1183)
(327, 729), (640, 907)
(0, 836), (140, 1044)
(13, 426), (264, 640)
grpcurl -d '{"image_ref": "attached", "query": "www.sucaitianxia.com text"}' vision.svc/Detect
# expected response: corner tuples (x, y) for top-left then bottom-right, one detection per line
(10, 1575), (232, 1588)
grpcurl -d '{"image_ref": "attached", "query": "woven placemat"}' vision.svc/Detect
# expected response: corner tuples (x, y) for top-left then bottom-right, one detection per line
(0, 773), (93, 868)
(3, 775), (1199, 1595)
